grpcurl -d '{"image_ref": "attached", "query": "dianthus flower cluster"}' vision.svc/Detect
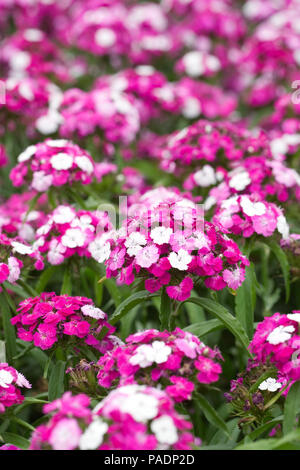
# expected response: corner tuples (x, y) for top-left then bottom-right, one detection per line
(213, 194), (289, 239)
(10, 139), (96, 192)
(0, 192), (46, 242)
(0, 363), (31, 413)
(33, 205), (111, 266)
(11, 293), (116, 352)
(0, 233), (44, 285)
(31, 386), (194, 450)
(100, 193), (248, 297)
(249, 311), (300, 383)
(97, 328), (222, 402)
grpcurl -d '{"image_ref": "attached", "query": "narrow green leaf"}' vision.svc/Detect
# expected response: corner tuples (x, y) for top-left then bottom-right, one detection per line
(48, 360), (66, 401)
(60, 268), (72, 295)
(35, 266), (56, 293)
(266, 240), (290, 302)
(110, 291), (159, 325)
(182, 297), (250, 354)
(2, 432), (30, 450)
(194, 393), (229, 437)
(160, 288), (170, 330)
(236, 429), (300, 450)
(0, 292), (17, 365)
(283, 381), (300, 435)
(235, 263), (256, 338)
(184, 319), (223, 337)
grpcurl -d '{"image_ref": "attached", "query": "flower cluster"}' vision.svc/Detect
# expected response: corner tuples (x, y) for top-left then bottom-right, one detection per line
(249, 311), (300, 383)
(11, 293), (116, 352)
(101, 191), (248, 298)
(0, 192), (46, 242)
(213, 195), (289, 239)
(30, 387), (194, 450)
(224, 361), (285, 429)
(33, 205), (112, 266)
(10, 140), (96, 192)
(0, 363), (31, 413)
(97, 328), (222, 402)
(0, 233), (44, 286)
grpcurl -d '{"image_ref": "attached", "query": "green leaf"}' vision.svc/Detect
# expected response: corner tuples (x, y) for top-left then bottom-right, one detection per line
(48, 360), (66, 401)
(235, 429), (300, 450)
(283, 381), (300, 435)
(61, 268), (72, 295)
(235, 263), (256, 338)
(2, 432), (30, 450)
(184, 319), (223, 337)
(160, 288), (171, 330)
(265, 240), (290, 302)
(0, 292), (17, 365)
(181, 297), (250, 354)
(110, 291), (159, 325)
(194, 393), (229, 437)
(35, 266), (56, 293)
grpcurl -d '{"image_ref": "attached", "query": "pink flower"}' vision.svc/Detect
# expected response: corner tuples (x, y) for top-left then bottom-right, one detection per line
(222, 267), (245, 290)
(33, 323), (57, 350)
(0, 264), (9, 284)
(166, 277), (193, 301)
(166, 376), (195, 402)
(135, 244), (160, 268)
(49, 418), (82, 450)
(195, 357), (222, 384)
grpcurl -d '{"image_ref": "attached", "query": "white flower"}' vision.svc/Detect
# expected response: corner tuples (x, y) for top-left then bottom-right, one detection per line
(287, 313), (300, 323)
(50, 153), (73, 171)
(129, 341), (171, 367)
(150, 227), (172, 245)
(193, 165), (216, 187)
(259, 378), (282, 392)
(129, 344), (156, 368)
(24, 28), (43, 42)
(94, 28), (116, 47)
(46, 139), (69, 148)
(181, 97), (202, 119)
(71, 215), (94, 232)
(0, 370), (14, 388)
(17, 145), (36, 163)
(124, 232), (146, 256)
(240, 196), (266, 216)
(16, 372), (31, 389)
(229, 171), (251, 191)
(52, 206), (75, 224)
(31, 171), (53, 192)
(151, 415), (178, 445)
(151, 341), (172, 364)
(61, 228), (85, 248)
(190, 231), (210, 250)
(168, 249), (192, 271)
(81, 305), (106, 320)
(35, 110), (63, 135)
(182, 51), (205, 77)
(75, 156), (94, 174)
(89, 239), (111, 263)
(47, 240), (66, 265)
(277, 215), (290, 240)
(121, 393), (159, 423)
(79, 418), (108, 450)
(267, 325), (295, 345)
(11, 241), (33, 255)
(7, 257), (21, 283)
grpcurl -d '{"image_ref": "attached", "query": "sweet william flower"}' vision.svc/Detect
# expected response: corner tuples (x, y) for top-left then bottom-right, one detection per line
(259, 378), (282, 392)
